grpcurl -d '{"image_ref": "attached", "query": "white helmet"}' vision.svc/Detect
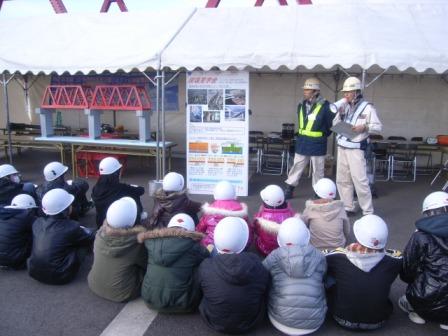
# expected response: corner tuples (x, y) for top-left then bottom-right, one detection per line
(341, 76), (362, 92)
(214, 217), (249, 254)
(99, 157), (122, 175)
(106, 197), (137, 229)
(162, 172), (184, 192)
(422, 191), (448, 212)
(168, 213), (195, 231)
(43, 161), (68, 181)
(213, 181), (236, 201)
(41, 188), (74, 215)
(277, 217), (310, 248)
(313, 178), (337, 199)
(0, 164), (18, 179)
(260, 185), (285, 207)
(5, 194), (37, 209)
(353, 214), (388, 250)
(303, 77), (320, 91)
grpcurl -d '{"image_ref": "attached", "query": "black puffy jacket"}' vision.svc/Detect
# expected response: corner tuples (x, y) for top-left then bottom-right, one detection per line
(0, 178), (25, 207)
(400, 213), (448, 324)
(198, 252), (269, 334)
(27, 215), (94, 285)
(0, 208), (35, 268)
(92, 173), (145, 228)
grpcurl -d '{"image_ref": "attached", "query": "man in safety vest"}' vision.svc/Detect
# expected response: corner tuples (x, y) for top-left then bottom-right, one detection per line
(333, 77), (382, 215)
(284, 77), (335, 199)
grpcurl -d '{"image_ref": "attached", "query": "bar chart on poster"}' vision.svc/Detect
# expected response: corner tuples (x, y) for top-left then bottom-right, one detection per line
(186, 71), (249, 196)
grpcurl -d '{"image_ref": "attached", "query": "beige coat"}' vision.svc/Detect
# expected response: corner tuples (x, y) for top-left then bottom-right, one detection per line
(302, 200), (350, 250)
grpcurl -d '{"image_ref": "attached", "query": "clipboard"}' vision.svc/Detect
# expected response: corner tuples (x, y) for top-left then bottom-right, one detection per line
(331, 121), (357, 139)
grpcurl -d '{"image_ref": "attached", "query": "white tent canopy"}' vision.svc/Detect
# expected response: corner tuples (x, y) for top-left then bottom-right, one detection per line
(0, 9), (195, 75)
(161, 4), (448, 74)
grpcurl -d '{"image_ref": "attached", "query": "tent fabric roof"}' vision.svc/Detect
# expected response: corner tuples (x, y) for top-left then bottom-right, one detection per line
(0, 3), (447, 75)
(161, 4), (448, 73)
(0, 9), (195, 75)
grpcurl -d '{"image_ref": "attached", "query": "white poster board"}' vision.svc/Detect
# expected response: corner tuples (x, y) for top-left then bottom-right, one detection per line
(186, 71), (249, 196)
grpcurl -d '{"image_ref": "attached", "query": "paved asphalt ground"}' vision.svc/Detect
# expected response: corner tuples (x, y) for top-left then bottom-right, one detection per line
(1, 150), (447, 336)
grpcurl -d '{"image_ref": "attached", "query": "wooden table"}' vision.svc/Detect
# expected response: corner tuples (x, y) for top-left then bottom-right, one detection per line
(0, 135), (66, 163)
(35, 136), (176, 179)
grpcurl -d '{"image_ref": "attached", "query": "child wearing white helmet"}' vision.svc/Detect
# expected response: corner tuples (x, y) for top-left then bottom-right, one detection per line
(324, 214), (402, 330)
(37, 161), (92, 219)
(27, 188), (95, 285)
(0, 194), (38, 269)
(196, 180), (249, 248)
(398, 191), (448, 330)
(148, 172), (201, 229)
(88, 197), (147, 302)
(253, 184), (296, 256)
(138, 213), (209, 312)
(0, 163), (37, 208)
(198, 217), (269, 334)
(263, 217), (327, 335)
(302, 178), (350, 250)
(91, 156), (146, 229)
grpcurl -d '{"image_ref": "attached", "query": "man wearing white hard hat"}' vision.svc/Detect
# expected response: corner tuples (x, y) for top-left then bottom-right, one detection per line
(88, 197), (147, 302)
(325, 214), (402, 330)
(399, 192), (448, 330)
(91, 157), (146, 228)
(284, 77), (335, 199)
(148, 172), (201, 229)
(27, 188), (95, 285)
(332, 77), (382, 215)
(37, 161), (92, 219)
(0, 194), (37, 269)
(302, 178), (350, 250)
(198, 217), (269, 334)
(0, 163), (37, 208)
(138, 213), (209, 312)
(263, 217), (327, 335)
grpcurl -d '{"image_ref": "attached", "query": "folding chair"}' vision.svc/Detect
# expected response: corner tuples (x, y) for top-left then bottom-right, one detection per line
(260, 134), (287, 175)
(391, 143), (417, 182)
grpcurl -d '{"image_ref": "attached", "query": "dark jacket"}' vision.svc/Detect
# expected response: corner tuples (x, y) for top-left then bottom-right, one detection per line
(27, 216), (95, 285)
(88, 224), (147, 302)
(91, 173), (145, 228)
(0, 178), (26, 207)
(148, 189), (202, 229)
(198, 252), (270, 334)
(295, 96), (334, 156)
(138, 227), (209, 313)
(400, 214), (448, 324)
(325, 248), (402, 325)
(0, 207), (36, 268)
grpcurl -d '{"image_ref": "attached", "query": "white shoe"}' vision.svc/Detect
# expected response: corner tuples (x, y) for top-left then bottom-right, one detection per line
(398, 295), (413, 314)
(140, 211), (148, 220)
(440, 324), (448, 330)
(409, 312), (426, 325)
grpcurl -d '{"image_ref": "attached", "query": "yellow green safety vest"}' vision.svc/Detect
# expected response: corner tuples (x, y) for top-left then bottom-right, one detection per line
(297, 103), (324, 137)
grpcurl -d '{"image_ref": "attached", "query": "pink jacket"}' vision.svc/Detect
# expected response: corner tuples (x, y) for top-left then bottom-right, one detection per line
(196, 200), (249, 247)
(253, 203), (295, 256)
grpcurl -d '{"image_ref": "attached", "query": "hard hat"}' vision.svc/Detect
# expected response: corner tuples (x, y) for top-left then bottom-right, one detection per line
(106, 197), (137, 229)
(214, 217), (249, 254)
(277, 217), (310, 248)
(260, 185), (285, 207)
(341, 76), (362, 92)
(167, 213), (195, 231)
(422, 191), (448, 212)
(43, 161), (68, 181)
(41, 188), (74, 215)
(303, 77), (320, 90)
(162, 172), (184, 192)
(313, 178), (337, 199)
(99, 157), (122, 175)
(213, 180), (236, 201)
(5, 194), (37, 209)
(0, 164), (18, 179)
(353, 214), (388, 249)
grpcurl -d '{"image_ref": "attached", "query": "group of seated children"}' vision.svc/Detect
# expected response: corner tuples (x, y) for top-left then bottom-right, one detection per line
(0, 159), (447, 334)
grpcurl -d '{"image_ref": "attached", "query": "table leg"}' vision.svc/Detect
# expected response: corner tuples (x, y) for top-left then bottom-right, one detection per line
(71, 144), (77, 179)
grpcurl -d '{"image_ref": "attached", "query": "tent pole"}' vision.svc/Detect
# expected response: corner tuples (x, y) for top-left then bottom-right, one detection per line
(361, 68), (367, 92)
(161, 69), (166, 177)
(2, 73), (14, 164)
(155, 70), (161, 180)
